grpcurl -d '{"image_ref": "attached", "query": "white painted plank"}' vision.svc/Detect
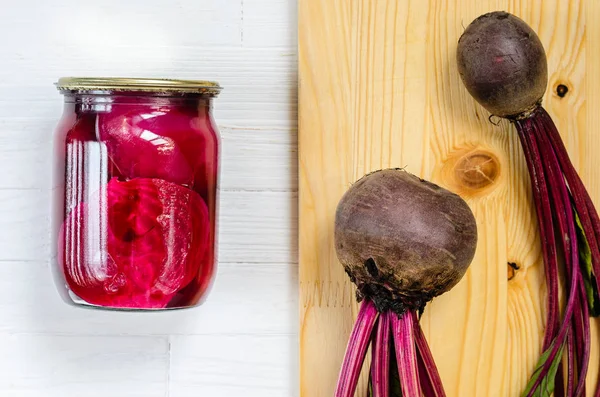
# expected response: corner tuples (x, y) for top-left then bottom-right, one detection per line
(0, 46), (298, 129)
(0, 190), (50, 261)
(220, 127), (298, 192)
(0, 0), (242, 55)
(0, 123), (297, 192)
(0, 0), (299, 395)
(0, 120), (51, 191)
(243, 0), (298, 47)
(170, 334), (296, 397)
(0, 189), (297, 263)
(217, 190), (298, 263)
(0, 334), (168, 397)
(0, 261), (297, 336)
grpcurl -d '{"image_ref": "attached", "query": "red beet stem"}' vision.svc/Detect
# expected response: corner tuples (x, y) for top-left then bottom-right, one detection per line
(538, 108), (600, 292)
(417, 353), (437, 397)
(371, 311), (391, 397)
(516, 109), (591, 396)
(534, 110), (592, 396)
(532, 116), (584, 396)
(392, 312), (422, 397)
(515, 114), (561, 349)
(413, 311), (446, 397)
(516, 124), (574, 394)
(334, 300), (378, 397)
(337, 303), (451, 396)
(572, 295), (590, 397)
(556, 372), (566, 397)
(566, 330), (575, 397)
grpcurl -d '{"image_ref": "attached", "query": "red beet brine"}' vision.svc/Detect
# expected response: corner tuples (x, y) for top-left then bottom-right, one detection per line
(52, 77), (221, 310)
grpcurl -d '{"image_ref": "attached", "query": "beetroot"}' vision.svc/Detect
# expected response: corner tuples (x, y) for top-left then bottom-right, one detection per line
(59, 178), (210, 309)
(333, 169), (477, 397)
(457, 12), (547, 119)
(457, 11), (600, 396)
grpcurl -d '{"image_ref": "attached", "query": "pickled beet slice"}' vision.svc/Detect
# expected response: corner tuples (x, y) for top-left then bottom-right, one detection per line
(59, 178), (211, 309)
(97, 106), (197, 185)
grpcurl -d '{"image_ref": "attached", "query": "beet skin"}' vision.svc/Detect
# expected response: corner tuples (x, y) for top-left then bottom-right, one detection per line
(334, 169), (478, 313)
(456, 11), (548, 119)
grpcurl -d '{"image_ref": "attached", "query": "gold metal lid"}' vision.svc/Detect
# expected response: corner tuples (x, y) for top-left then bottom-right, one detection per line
(56, 77), (222, 96)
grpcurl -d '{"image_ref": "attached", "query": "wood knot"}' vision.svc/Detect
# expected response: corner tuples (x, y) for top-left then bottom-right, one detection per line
(507, 262), (520, 281)
(553, 80), (571, 99)
(454, 150), (500, 190)
(437, 146), (503, 198)
(556, 84), (569, 98)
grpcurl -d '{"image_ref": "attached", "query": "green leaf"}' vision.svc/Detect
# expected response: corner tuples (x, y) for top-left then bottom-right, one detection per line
(574, 210), (600, 316)
(521, 341), (565, 397)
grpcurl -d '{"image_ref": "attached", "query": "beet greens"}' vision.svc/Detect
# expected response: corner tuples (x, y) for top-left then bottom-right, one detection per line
(457, 11), (600, 396)
(334, 169), (477, 397)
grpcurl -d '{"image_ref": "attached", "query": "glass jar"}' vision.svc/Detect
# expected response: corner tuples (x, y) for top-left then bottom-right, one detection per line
(51, 77), (221, 310)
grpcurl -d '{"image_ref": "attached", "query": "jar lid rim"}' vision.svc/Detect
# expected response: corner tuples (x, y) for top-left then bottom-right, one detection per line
(56, 77), (222, 96)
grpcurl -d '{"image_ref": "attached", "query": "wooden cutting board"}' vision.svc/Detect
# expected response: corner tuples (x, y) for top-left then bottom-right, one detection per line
(298, 1), (600, 396)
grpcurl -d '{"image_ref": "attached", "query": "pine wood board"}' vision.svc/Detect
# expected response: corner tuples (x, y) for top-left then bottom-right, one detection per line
(298, 1), (600, 395)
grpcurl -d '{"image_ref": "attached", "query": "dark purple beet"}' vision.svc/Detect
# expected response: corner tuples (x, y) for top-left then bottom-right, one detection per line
(334, 169), (477, 313)
(333, 169), (477, 397)
(456, 11), (548, 118)
(456, 11), (600, 396)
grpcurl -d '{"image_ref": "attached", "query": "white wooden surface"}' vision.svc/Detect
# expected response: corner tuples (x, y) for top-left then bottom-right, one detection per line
(0, 1), (298, 396)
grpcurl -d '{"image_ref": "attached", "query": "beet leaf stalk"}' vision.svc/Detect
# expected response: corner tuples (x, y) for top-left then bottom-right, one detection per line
(371, 311), (391, 397)
(517, 111), (589, 396)
(333, 169), (478, 396)
(457, 11), (600, 396)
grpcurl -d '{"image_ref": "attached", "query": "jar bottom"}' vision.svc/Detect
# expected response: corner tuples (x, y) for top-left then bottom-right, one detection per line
(65, 290), (200, 311)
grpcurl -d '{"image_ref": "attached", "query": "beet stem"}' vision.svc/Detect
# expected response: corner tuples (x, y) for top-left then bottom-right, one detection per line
(413, 311), (446, 397)
(572, 295), (590, 397)
(391, 312), (422, 397)
(371, 311), (391, 397)
(539, 108), (600, 291)
(516, 115), (560, 349)
(556, 368), (566, 397)
(534, 111), (591, 396)
(516, 119), (579, 395)
(516, 110), (590, 396)
(566, 331), (575, 397)
(335, 299), (379, 397)
(532, 116), (577, 397)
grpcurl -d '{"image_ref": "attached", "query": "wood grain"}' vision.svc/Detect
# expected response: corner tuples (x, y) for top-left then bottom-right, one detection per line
(299, 0), (599, 395)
